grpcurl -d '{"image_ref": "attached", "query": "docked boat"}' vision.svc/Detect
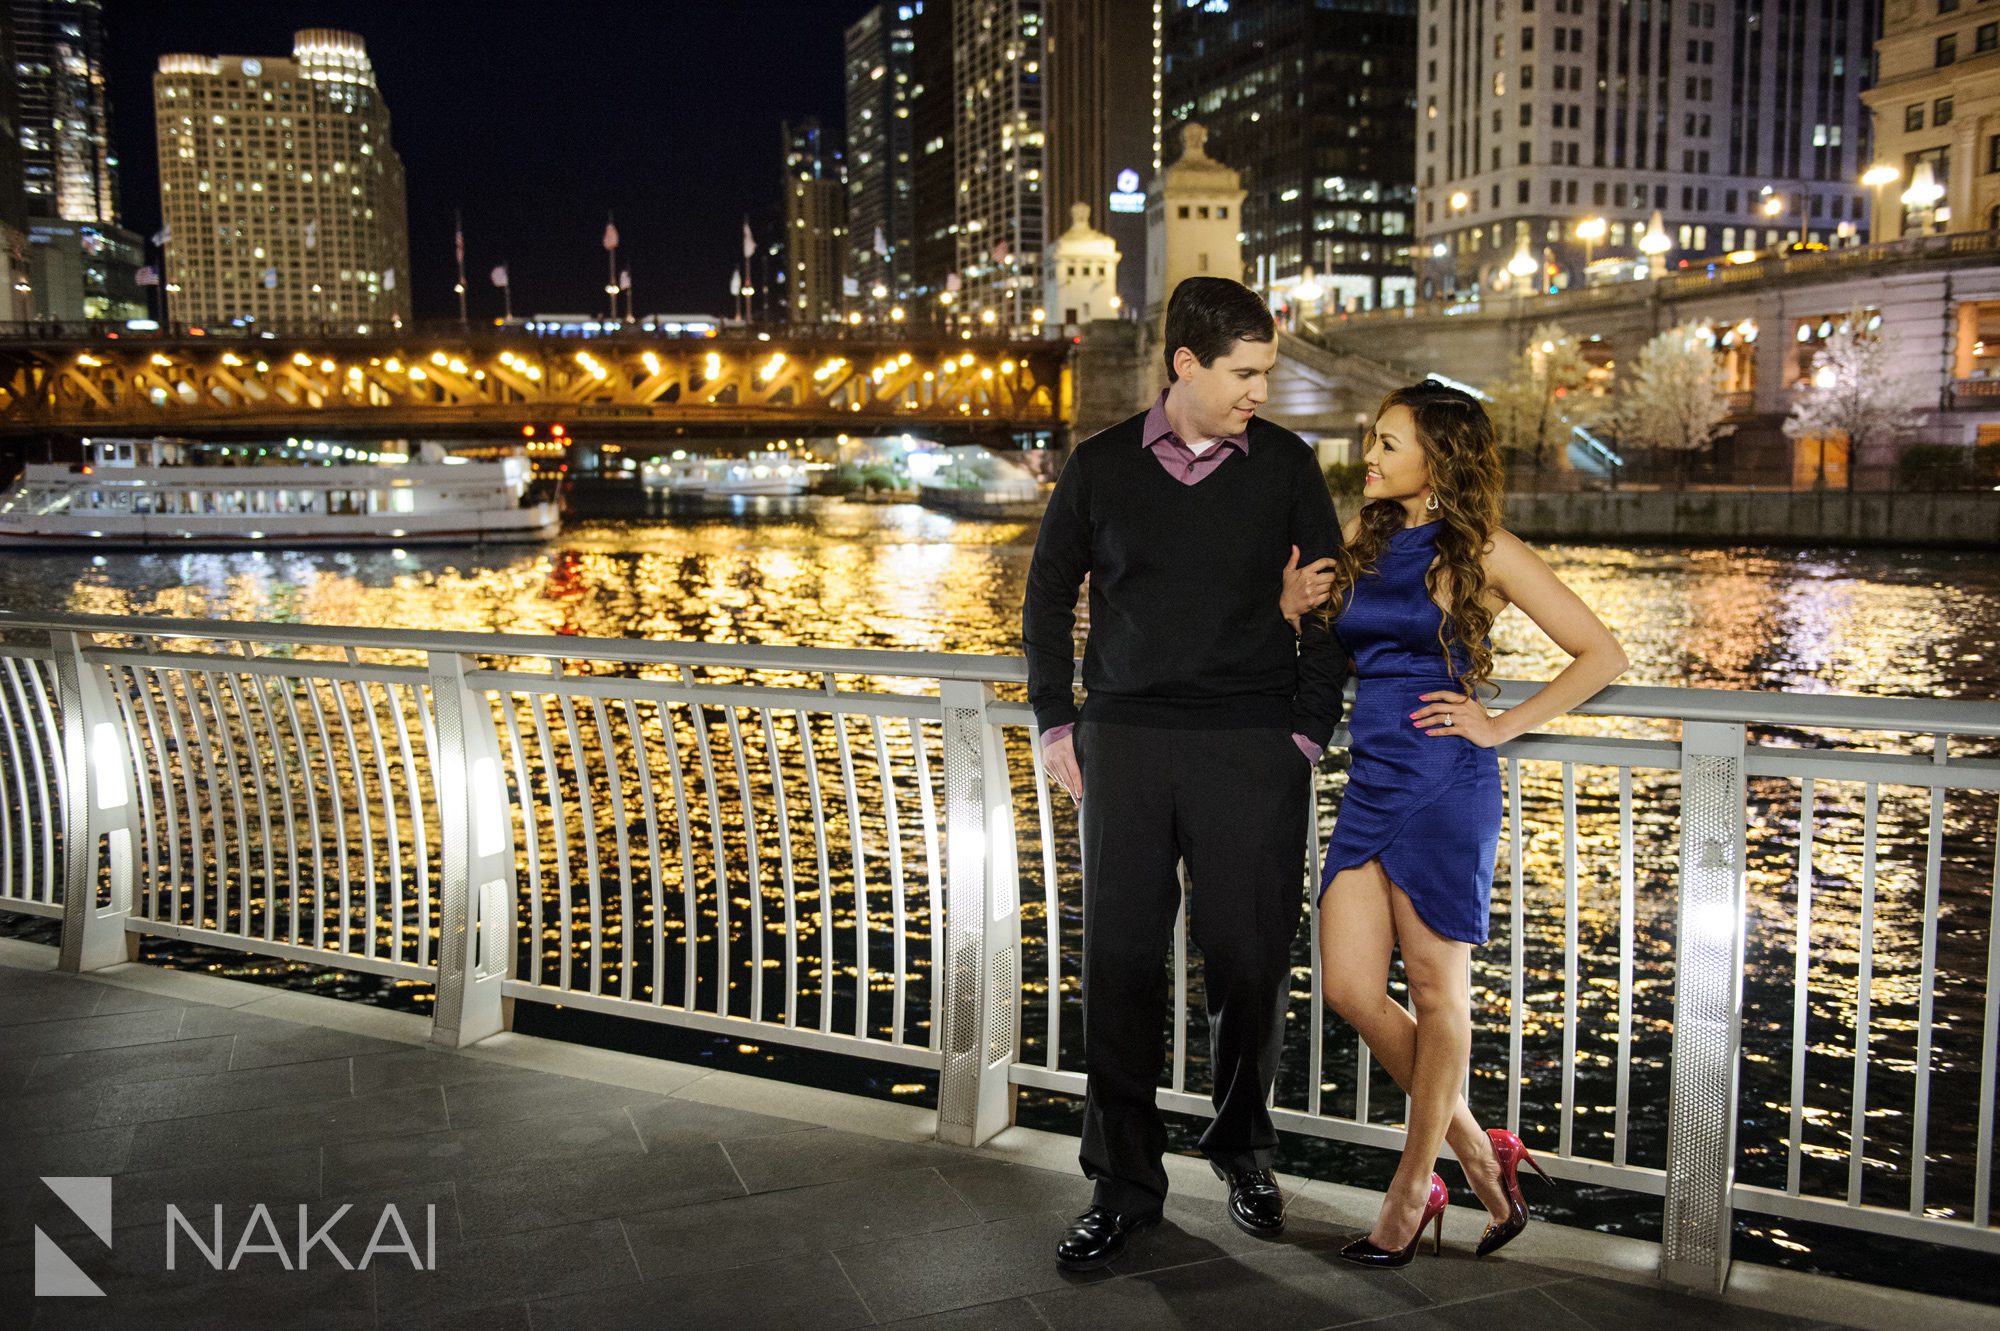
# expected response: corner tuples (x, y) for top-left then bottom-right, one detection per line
(641, 448), (817, 498)
(0, 438), (561, 549)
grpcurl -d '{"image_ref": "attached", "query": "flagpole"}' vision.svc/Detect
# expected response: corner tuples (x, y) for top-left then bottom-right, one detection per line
(605, 211), (619, 321)
(454, 209), (469, 327)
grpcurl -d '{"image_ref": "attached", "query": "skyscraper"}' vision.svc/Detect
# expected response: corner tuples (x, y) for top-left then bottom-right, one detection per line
(1416, 0), (1876, 298)
(954, 0), (1048, 332)
(782, 117), (848, 324)
(907, 0), (958, 314)
(1162, 0), (1419, 314)
(1044, 0), (1152, 320)
(12, 0), (118, 225)
(153, 29), (411, 329)
(845, 4), (917, 319)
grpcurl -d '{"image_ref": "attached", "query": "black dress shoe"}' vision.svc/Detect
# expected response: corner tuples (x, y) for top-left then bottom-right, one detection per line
(1055, 1204), (1159, 1270)
(1212, 1163), (1286, 1237)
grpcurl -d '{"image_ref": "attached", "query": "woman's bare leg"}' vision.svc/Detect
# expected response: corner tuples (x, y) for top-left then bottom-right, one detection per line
(1319, 860), (1508, 1223)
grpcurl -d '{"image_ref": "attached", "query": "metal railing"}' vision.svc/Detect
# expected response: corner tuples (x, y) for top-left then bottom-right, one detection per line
(0, 611), (1995, 1291)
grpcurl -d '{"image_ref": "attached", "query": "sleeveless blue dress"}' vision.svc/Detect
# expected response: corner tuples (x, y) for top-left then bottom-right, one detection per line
(1317, 520), (1502, 944)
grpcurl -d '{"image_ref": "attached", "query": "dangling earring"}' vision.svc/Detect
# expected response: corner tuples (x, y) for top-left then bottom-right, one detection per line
(1424, 491), (1439, 513)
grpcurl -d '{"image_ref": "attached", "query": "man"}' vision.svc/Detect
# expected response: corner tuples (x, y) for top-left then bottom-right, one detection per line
(1023, 276), (1349, 1270)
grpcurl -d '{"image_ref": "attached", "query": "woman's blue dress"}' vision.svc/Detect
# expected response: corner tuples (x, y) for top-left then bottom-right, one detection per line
(1317, 520), (1502, 944)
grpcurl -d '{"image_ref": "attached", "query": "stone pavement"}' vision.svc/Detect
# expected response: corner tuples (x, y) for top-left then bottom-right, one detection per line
(0, 944), (1985, 1331)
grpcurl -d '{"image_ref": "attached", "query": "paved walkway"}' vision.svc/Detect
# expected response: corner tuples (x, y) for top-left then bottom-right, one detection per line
(0, 943), (1987, 1331)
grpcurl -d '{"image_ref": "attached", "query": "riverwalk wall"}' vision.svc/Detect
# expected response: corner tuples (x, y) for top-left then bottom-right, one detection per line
(1330, 490), (1999, 547)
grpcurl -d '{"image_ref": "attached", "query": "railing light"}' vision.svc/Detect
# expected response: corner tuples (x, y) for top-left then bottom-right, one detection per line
(91, 721), (129, 810)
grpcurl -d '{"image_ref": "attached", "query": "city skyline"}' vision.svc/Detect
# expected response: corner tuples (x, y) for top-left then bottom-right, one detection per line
(103, 0), (863, 322)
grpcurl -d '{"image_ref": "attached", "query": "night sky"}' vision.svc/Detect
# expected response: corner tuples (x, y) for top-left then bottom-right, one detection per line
(104, 1), (863, 321)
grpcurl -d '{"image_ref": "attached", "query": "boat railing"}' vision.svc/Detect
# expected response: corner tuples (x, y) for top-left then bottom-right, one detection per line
(0, 611), (1993, 1292)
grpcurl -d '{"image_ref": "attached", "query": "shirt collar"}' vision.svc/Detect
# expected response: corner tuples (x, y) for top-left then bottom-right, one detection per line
(1142, 390), (1251, 455)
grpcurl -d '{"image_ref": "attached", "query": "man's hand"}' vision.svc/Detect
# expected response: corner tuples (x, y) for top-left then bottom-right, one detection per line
(1280, 544), (1337, 632)
(1043, 729), (1082, 804)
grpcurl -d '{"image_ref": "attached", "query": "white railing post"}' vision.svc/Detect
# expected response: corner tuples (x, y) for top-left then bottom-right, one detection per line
(1660, 719), (1749, 1290)
(51, 631), (137, 973)
(427, 652), (515, 1049)
(935, 678), (1021, 1147)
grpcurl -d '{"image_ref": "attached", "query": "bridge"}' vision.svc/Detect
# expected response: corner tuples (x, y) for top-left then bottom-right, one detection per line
(0, 325), (1072, 442)
(0, 611), (1995, 1325)
(1299, 231), (2000, 482)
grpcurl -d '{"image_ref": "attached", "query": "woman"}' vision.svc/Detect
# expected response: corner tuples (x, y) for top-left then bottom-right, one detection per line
(1314, 381), (1627, 1266)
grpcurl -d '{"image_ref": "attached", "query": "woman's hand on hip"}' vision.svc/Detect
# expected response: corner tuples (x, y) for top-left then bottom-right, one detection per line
(1411, 691), (1503, 748)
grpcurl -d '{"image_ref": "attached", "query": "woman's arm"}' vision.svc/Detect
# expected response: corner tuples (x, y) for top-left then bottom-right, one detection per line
(1411, 530), (1628, 746)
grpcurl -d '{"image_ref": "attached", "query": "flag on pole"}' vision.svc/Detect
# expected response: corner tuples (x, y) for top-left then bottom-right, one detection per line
(454, 215), (465, 264)
(603, 219), (620, 250)
(151, 225), (170, 246)
(304, 219), (318, 249)
(945, 271), (962, 292)
(136, 265), (160, 287)
(842, 276), (860, 297)
(990, 239), (1009, 263)
(618, 268), (631, 291)
(742, 218), (756, 259)
(262, 267), (278, 289)
(490, 263), (509, 288)
(873, 225), (888, 258)
(729, 270), (742, 296)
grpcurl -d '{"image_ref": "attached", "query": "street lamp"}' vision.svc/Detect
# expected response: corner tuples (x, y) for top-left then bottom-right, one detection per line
(1901, 161), (1945, 235)
(1506, 237), (1537, 280)
(1575, 216), (1607, 285)
(1860, 164), (1900, 244)
(1639, 209), (1673, 278)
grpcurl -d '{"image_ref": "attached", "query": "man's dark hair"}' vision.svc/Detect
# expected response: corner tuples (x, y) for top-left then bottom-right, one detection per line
(1162, 277), (1274, 383)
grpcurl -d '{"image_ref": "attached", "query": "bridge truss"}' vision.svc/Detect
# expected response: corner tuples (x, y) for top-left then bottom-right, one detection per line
(0, 332), (1072, 438)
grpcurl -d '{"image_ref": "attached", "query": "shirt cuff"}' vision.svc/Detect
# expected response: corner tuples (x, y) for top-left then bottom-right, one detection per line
(1292, 732), (1322, 764)
(1041, 722), (1075, 749)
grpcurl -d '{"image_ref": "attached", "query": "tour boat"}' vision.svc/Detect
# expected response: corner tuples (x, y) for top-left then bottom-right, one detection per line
(0, 438), (561, 549)
(641, 448), (816, 497)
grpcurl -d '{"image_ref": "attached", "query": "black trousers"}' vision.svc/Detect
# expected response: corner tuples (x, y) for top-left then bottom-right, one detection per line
(1073, 720), (1312, 1217)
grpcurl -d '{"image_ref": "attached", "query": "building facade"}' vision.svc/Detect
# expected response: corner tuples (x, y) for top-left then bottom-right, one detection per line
(907, 0), (958, 315)
(953, 0), (1048, 332)
(13, 0), (118, 226)
(1162, 0), (1419, 314)
(1861, 0), (2000, 239)
(153, 29), (411, 330)
(1417, 0), (1878, 300)
(1044, 200), (1121, 328)
(845, 4), (917, 320)
(1044, 0), (1152, 320)
(781, 117), (848, 324)
(1146, 122), (1246, 324)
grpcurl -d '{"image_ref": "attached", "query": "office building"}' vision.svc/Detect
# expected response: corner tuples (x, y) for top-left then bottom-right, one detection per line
(1417, 0), (1876, 298)
(845, 4), (917, 319)
(907, 0), (958, 314)
(153, 29), (411, 329)
(782, 117), (848, 324)
(1044, 0), (1152, 318)
(1861, 0), (2000, 239)
(953, 0), (1047, 331)
(13, 0), (118, 225)
(1162, 0), (1419, 314)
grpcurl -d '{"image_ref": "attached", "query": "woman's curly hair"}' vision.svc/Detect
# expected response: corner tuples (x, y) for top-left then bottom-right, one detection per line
(1322, 381), (1506, 698)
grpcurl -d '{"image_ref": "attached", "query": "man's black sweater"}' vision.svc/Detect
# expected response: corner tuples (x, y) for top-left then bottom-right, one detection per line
(1022, 409), (1349, 745)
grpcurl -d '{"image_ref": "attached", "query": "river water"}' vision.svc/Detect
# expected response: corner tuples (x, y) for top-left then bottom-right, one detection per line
(2, 497), (1996, 1298)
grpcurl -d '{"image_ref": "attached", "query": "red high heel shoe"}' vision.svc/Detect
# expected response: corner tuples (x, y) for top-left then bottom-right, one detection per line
(1475, 1128), (1553, 1257)
(1339, 1173), (1448, 1268)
